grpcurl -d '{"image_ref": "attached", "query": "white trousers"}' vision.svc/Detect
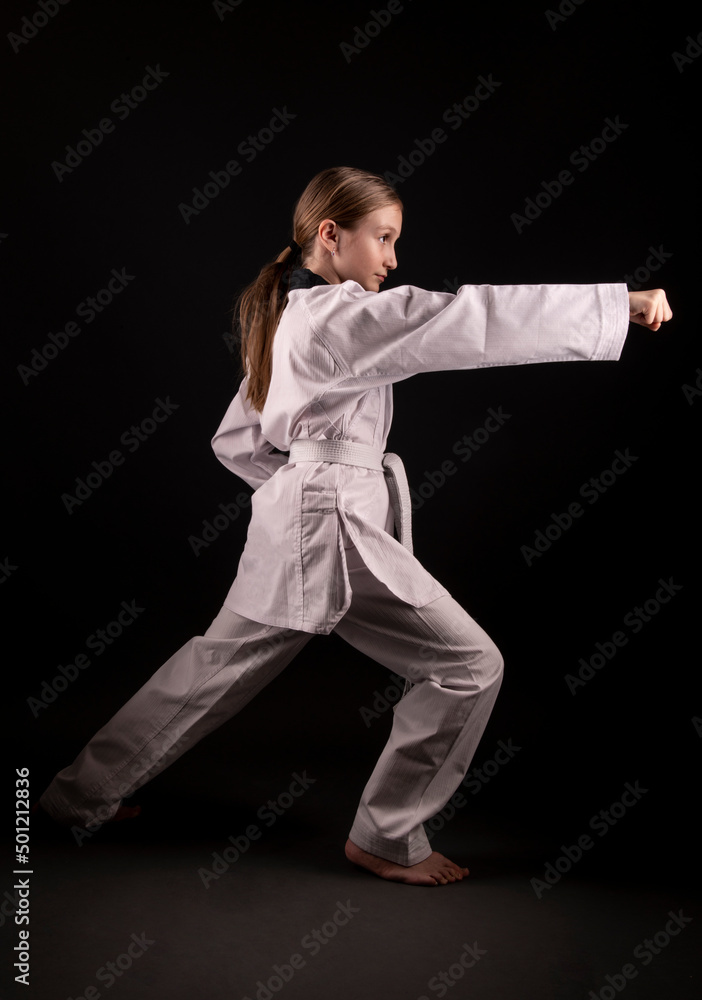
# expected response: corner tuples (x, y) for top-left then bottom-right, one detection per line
(39, 544), (503, 866)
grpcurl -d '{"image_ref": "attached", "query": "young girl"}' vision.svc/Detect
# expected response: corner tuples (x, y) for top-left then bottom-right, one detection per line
(35, 166), (672, 887)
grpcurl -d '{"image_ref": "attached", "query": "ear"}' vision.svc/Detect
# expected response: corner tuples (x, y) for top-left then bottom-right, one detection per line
(318, 219), (338, 253)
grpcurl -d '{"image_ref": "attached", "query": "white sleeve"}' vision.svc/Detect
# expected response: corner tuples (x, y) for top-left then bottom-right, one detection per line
(295, 280), (630, 383)
(211, 377), (287, 491)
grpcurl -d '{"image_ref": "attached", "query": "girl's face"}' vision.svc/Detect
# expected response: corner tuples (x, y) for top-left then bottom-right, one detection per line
(323, 204), (402, 292)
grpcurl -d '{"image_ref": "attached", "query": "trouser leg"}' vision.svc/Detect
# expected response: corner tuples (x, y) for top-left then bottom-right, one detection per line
(333, 555), (504, 867)
(39, 607), (313, 828)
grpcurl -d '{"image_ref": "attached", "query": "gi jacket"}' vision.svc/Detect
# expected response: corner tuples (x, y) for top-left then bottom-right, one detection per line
(212, 269), (630, 634)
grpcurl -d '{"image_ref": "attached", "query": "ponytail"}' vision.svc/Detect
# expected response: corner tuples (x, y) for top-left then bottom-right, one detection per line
(233, 243), (300, 414)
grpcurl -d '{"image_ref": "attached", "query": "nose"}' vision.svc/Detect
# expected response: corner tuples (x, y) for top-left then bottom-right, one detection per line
(384, 246), (397, 270)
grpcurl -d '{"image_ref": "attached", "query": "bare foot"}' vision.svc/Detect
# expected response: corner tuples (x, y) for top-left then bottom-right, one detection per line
(345, 838), (469, 886)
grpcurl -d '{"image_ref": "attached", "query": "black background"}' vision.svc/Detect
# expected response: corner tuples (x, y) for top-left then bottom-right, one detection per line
(2, 1), (700, 997)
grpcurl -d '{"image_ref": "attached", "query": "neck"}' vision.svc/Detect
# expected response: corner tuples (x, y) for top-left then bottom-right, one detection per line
(302, 256), (341, 285)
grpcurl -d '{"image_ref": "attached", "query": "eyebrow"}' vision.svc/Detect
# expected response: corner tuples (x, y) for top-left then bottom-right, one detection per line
(374, 225), (400, 233)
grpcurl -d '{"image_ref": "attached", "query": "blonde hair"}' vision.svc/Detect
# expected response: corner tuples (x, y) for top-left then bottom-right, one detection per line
(233, 166), (403, 413)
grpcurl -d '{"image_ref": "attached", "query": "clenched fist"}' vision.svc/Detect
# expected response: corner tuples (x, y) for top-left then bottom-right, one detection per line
(628, 289), (673, 331)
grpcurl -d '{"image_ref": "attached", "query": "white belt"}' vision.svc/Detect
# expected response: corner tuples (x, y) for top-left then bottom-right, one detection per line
(287, 438), (413, 554)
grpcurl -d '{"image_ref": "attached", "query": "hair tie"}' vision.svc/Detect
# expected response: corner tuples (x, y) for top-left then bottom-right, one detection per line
(288, 239), (302, 255)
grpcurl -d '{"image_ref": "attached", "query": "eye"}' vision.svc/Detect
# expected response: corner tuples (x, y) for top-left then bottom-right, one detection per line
(379, 234), (390, 243)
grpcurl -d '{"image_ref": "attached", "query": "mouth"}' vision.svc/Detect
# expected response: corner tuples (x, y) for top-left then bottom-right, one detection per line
(375, 274), (386, 282)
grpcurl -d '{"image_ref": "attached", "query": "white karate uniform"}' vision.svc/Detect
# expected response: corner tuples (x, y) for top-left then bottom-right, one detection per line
(213, 275), (629, 632)
(39, 272), (630, 866)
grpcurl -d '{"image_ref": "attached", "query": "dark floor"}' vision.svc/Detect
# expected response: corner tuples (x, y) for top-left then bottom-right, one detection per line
(2, 758), (698, 1000)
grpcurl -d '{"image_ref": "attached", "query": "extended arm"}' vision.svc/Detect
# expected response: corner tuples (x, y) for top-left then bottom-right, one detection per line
(295, 281), (654, 383)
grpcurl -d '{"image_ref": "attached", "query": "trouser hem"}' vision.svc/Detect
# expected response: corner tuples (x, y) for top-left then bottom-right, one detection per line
(38, 785), (121, 829)
(348, 817), (432, 866)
